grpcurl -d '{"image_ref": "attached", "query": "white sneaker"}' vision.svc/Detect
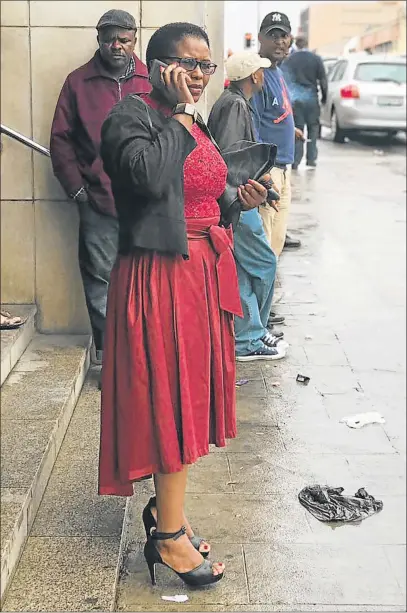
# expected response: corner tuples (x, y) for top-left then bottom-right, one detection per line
(236, 344), (286, 362)
(262, 332), (289, 351)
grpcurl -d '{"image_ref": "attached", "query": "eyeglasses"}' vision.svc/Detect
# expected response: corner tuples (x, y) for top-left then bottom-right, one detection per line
(164, 57), (217, 75)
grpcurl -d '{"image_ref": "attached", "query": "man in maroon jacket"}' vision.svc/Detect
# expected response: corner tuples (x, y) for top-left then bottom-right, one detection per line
(50, 9), (150, 362)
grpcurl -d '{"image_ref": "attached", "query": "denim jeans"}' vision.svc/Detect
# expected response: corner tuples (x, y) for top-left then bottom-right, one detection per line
(78, 200), (119, 351)
(234, 208), (277, 355)
(293, 96), (320, 165)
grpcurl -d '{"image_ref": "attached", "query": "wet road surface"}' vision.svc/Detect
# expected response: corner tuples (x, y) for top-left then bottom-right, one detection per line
(116, 136), (406, 612)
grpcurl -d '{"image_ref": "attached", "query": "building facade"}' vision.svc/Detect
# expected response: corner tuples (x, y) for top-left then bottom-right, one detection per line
(358, 4), (406, 54)
(1, 0), (224, 333)
(299, 1), (403, 56)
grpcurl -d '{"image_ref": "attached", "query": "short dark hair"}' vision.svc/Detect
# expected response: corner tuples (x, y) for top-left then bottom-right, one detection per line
(295, 36), (308, 49)
(146, 22), (210, 69)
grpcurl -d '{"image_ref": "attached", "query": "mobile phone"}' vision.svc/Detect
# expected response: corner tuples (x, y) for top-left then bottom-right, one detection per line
(149, 59), (179, 107)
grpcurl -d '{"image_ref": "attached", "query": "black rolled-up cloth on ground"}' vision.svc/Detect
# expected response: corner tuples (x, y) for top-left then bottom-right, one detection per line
(298, 485), (384, 523)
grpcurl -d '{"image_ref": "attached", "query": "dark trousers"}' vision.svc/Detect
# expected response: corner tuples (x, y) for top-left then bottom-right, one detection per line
(78, 201), (119, 351)
(293, 97), (320, 166)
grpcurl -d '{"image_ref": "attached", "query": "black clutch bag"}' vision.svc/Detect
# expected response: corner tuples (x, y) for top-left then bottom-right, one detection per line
(218, 140), (278, 229)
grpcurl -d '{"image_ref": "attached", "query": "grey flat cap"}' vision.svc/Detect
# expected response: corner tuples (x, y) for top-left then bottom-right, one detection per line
(96, 9), (137, 31)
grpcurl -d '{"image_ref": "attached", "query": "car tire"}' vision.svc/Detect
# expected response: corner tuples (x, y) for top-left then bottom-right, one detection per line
(331, 108), (346, 144)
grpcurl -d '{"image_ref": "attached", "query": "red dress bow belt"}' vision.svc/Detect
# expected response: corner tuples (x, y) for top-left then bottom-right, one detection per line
(186, 218), (243, 318)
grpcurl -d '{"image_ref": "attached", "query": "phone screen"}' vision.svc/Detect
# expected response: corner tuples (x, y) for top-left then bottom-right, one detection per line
(149, 59), (179, 107)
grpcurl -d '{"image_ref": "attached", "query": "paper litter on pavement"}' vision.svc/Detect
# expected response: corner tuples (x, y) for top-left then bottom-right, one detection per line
(340, 411), (386, 429)
(161, 595), (189, 603)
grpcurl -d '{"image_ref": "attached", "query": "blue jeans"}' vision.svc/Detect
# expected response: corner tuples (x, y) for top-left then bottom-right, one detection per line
(234, 209), (277, 355)
(293, 96), (320, 165)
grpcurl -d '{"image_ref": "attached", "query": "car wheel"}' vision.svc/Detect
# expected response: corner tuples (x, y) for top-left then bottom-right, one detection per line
(331, 108), (346, 143)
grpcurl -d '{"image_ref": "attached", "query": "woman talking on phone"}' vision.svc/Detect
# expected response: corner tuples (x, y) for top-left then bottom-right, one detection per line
(98, 22), (268, 588)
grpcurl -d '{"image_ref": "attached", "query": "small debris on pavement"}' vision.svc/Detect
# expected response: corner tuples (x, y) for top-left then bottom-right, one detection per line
(296, 373), (311, 385)
(305, 334), (314, 340)
(270, 381), (281, 387)
(340, 411), (385, 429)
(236, 378), (249, 387)
(298, 485), (383, 523)
(162, 595), (189, 603)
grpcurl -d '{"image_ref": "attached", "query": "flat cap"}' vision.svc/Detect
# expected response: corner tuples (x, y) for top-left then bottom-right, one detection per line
(96, 9), (137, 31)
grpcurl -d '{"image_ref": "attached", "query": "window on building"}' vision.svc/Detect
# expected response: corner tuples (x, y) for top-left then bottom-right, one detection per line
(354, 61), (406, 84)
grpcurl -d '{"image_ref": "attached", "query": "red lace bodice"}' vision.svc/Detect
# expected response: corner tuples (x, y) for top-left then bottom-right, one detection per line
(183, 124), (227, 218)
(140, 95), (227, 219)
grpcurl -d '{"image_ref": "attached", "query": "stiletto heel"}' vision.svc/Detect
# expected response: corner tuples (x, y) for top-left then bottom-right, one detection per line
(147, 560), (156, 586)
(142, 497), (210, 558)
(143, 526), (224, 588)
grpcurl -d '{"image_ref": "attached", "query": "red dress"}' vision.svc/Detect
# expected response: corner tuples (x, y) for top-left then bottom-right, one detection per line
(99, 110), (242, 496)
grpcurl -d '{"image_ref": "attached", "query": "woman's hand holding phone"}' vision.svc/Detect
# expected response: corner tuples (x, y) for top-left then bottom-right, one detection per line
(161, 63), (194, 105)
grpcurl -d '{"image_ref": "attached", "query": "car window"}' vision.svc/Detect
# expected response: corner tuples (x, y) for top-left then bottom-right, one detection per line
(330, 61), (347, 82)
(354, 62), (406, 84)
(328, 62), (340, 81)
(324, 59), (338, 77)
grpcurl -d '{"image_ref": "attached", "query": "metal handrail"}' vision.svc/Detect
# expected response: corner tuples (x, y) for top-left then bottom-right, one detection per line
(0, 124), (50, 157)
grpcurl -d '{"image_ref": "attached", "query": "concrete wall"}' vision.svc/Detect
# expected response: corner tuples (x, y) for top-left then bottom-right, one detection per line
(1, 0), (224, 333)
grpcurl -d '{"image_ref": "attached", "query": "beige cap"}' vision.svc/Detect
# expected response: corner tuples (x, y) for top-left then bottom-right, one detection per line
(225, 51), (271, 81)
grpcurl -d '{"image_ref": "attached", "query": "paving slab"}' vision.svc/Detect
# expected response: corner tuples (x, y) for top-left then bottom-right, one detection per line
(243, 544), (404, 606)
(115, 140), (406, 611)
(3, 376), (126, 611)
(0, 304), (36, 386)
(385, 545), (407, 595)
(0, 335), (90, 602)
(305, 495), (406, 546)
(117, 543), (248, 610)
(3, 537), (120, 612)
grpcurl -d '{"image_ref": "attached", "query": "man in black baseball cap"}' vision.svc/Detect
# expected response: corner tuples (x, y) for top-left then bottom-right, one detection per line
(251, 10), (302, 329)
(51, 9), (150, 379)
(252, 11), (302, 261)
(260, 11), (292, 37)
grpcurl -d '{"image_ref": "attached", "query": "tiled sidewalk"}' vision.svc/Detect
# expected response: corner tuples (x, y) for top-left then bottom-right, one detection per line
(116, 143), (406, 611)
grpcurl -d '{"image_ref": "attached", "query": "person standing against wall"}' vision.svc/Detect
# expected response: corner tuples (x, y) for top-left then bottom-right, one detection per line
(50, 10), (150, 365)
(251, 12), (302, 257)
(283, 36), (327, 169)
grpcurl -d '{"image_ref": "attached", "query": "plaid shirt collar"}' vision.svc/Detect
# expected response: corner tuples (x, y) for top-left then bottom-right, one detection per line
(121, 56), (135, 80)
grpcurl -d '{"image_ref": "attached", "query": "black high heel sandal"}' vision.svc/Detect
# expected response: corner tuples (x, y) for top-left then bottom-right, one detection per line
(144, 526), (224, 587)
(142, 496), (210, 558)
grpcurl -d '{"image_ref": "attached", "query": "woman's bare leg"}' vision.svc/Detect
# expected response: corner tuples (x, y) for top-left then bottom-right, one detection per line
(153, 468), (223, 575)
(149, 473), (210, 555)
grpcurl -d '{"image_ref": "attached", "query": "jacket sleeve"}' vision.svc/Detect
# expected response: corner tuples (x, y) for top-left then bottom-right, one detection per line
(101, 97), (197, 201)
(250, 89), (266, 142)
(50, 77), (84, 197)
(208, 99), (252, 151)
(316, 55), (328, 102)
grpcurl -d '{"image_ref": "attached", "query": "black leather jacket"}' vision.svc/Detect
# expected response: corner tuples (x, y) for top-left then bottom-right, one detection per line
(101, 94), (237, 259)
(208, 86), (256, 150)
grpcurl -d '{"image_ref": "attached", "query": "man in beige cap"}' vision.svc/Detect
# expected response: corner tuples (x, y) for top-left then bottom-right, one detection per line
(208, 52), (288, 362)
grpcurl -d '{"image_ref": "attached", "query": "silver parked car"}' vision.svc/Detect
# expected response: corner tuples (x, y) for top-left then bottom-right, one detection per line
(320, 54), (406, 142)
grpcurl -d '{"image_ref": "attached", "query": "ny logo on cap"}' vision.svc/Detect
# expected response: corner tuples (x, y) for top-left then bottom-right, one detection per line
(272, 13), (282, 21)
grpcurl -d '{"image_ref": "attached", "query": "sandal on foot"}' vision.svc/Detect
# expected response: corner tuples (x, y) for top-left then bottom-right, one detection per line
(142, 496), (210, 558)
(0, 310), (25, 330)
(144, 526), (223, 587)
